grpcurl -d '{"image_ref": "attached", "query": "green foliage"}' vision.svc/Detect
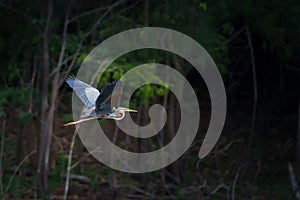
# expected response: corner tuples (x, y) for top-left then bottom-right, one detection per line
(0, 87), (30, 118)
(76, 53), (88, 65)
(0, 134), (35, 198)
(2, 171), (36, 198)
(0, 110), (6, 118)
(17, 112), (33, 124)
(62, 113), (74, 123)
(0, 0), (298, 198)
(209, 0), (300, 65)
(199, 1), (207, 11)
(49, 153), (66, 189)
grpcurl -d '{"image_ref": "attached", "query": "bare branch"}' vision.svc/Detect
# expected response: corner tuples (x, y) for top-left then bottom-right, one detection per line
(297, 99), (300, 179)
(114, 0), (142, 17)
(0, 3), (42, 33)
(116, 184), (154, 198)
(69, 4), (114, 23)
(63, 130), (77, 200)
(4, 151), (36, 195)
(62, 174), (91, 185)
(57, 3), (71, 68)
(50, 53), (80, 77)
(246, 26), (258, 156)
(59, 0), (134, 86)
(71, 147), (102, 170)
(288, 162), (300, 200)
(82, 0), (128, 39)
(227, 26), (247, 44)
(231, 166), (242, 200)
(210, 181), (230, 196)
(0, 120), (6, 198)
(49, 2), (71, 79)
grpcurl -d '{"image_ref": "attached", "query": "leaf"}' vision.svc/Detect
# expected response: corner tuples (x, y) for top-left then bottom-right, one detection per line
(156, 87), (165, 96)
(18, 112), (33, 124)
(0, 110), (6, 119)
(199, 2), (207, 11)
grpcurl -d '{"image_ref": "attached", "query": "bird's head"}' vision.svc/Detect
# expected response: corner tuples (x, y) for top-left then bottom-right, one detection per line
(105, 106), (137, 120)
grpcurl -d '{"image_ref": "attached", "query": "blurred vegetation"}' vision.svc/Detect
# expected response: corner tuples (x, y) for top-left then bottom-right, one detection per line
(0, 0), (299, 199)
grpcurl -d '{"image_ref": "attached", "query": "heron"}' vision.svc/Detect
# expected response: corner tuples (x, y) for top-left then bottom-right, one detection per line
(64, 76), (137, 126)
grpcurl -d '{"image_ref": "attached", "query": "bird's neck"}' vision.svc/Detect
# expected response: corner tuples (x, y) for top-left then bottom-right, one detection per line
(114, 111), (125, 120)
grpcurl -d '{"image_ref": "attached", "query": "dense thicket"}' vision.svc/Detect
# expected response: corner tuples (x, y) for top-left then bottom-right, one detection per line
(0, 0), (299, 199)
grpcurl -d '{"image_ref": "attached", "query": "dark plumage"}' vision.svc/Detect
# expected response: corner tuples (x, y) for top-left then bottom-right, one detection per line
(64, 77), (137, 126)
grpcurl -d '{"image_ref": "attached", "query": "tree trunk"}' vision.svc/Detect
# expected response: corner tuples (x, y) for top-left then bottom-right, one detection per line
(37, 0), (53, 195)
(144, 0), (149, 26)
(166, 95), (182, 185)
(296, 99), (300, 180)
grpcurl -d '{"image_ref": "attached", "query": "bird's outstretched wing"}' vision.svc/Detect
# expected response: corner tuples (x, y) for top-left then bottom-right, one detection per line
(66, 76), (100, 109)
(95, 80), (120, 113)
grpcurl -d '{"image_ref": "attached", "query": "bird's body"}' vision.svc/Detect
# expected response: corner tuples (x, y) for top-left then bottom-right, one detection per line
(64, 77), (137, 126)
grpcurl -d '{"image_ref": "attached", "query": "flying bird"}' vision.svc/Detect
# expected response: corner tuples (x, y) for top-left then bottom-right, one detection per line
(64, 77), (137, 126)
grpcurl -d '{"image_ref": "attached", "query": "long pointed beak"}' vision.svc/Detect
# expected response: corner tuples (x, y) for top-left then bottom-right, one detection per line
(127, 109), (137, 112)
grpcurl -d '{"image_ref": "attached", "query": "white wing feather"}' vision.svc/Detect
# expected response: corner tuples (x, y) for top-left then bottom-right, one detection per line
(85, 87), (100, 105)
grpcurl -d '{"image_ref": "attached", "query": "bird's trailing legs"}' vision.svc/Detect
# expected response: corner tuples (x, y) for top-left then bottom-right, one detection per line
(63, 116), (104, 126)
